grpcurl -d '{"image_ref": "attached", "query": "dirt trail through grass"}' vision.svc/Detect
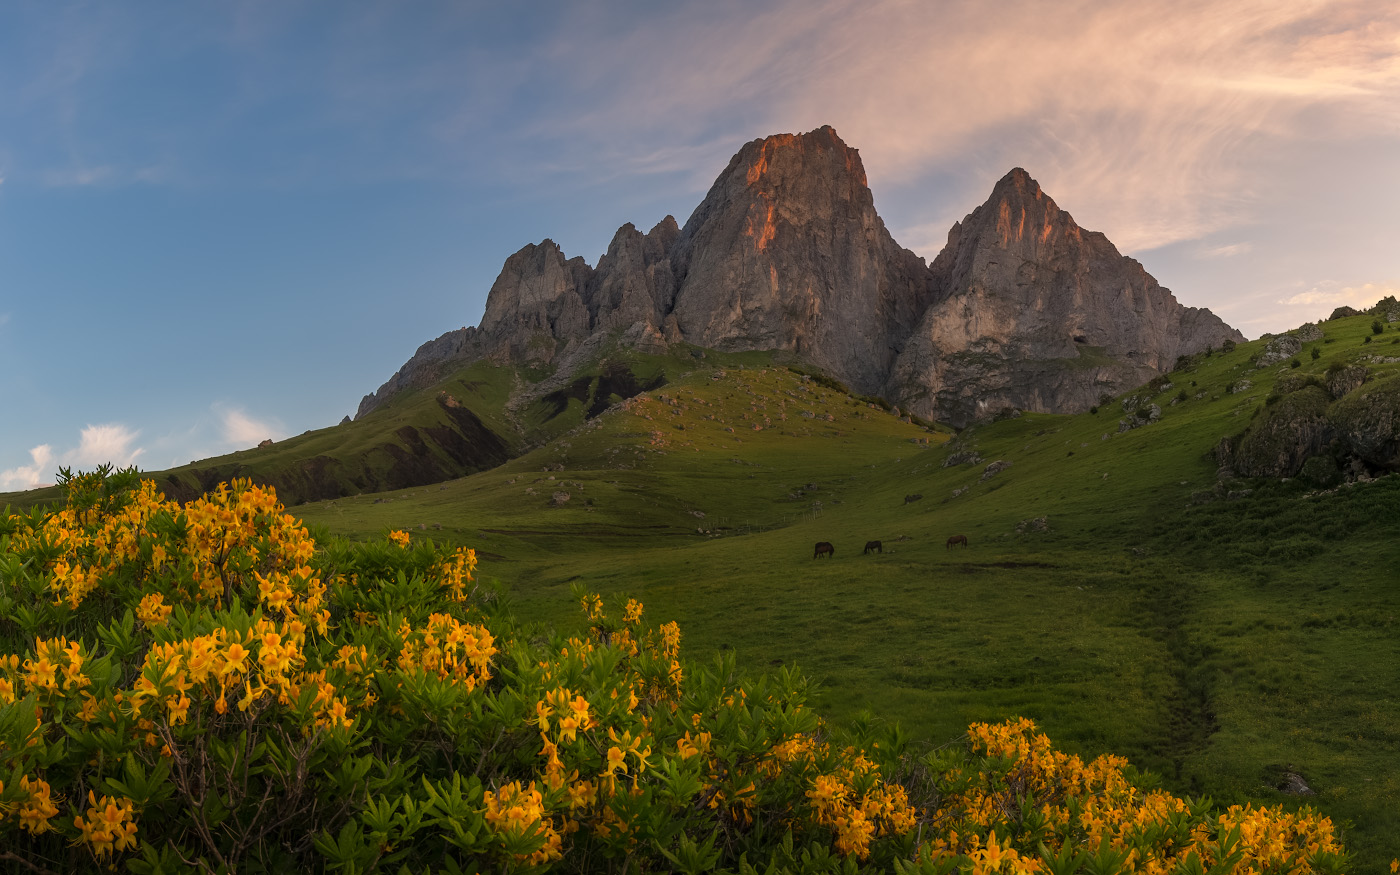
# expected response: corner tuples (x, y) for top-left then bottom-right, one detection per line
(1130, 565), (1220, 785)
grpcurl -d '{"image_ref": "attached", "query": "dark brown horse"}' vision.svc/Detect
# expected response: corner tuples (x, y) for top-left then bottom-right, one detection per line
(863, 540), (882, 554)
(946, 534), (969, 549)
(813, 541), (835, 559)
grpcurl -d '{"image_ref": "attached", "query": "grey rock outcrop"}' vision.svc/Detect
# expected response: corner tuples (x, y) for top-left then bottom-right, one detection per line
(1220, 368), (1400, 481)
(887, 168), (1243, 426)
(1325, 364), (1369, 400)
(1255, 334), (1302, 367)
(1328, 374), (1400, 470)
(1231, 387), (1333, 477)
(1293, 323), (1324, 342)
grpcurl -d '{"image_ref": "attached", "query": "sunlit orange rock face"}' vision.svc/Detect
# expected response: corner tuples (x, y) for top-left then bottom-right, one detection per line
(359, 126), (1243, 428)
(667, 125), (935, 395)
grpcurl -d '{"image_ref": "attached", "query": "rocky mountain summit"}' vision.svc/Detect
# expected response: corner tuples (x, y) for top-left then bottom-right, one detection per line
(888, 168), (1243, 424)
(358, 127), (1242, 426)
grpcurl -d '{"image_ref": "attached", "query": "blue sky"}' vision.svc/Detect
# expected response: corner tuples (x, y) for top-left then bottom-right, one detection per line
(3, 0), (1399, 490)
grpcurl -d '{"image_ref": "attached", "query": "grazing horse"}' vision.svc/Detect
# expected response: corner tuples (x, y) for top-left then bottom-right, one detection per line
(813, 541), (835, 559)
(946, 534), (969, 549)
(903, 494), (923, 504)
(863, 540), (882, 555)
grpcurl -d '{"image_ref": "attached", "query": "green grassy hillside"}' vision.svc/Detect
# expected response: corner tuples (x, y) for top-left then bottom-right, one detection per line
(6, 311), (1398, 866)
(287, 312), (1400, 869)
(2, 341), (780, 510)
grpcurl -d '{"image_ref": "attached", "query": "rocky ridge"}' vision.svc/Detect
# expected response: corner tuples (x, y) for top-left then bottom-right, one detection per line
(359, 127), (1242, 426)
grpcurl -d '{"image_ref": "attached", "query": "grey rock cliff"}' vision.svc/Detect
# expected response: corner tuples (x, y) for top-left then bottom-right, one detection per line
(888, 169), (1244, 426)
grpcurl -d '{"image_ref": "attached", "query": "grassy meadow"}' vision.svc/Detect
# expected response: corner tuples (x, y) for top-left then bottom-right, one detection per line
(287, 314), (1400, 869)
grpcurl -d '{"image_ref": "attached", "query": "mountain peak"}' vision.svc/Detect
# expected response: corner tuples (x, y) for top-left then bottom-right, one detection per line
(991, 167), (1039, 197)
(735, 125), (867, 189)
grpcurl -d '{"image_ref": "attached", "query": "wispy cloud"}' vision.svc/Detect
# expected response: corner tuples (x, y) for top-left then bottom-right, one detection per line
(218, 405), (283, 448)
(40, 165), (114, 187)
(1198, 243), (1254, 259)
(515, 0), (1400, 253)
(1279, 281), (1400, 308)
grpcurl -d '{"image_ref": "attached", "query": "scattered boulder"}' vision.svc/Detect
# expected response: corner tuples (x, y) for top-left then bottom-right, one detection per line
(1227, 379), (1253, 394)
(980, 460), (1012, 481)
(549, 491), (571, 507)
(1255, 334), (1302, 367)
(1292, 323), (1323, 342)
(1328, 305), (1360, 321)
(339, 415), (352, 426)
(258, 439), (274, 448)
(942, 450), (983, 467)
(1277, 771), (1316, 796)
(1118, 403), (1161, 432)
(1015, 516), (1049, 533)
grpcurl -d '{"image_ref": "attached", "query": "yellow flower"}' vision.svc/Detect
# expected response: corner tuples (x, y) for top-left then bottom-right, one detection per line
(388, 529), (410, 548)
(605, 746), (627, 776)
(220, 642), (249, 676)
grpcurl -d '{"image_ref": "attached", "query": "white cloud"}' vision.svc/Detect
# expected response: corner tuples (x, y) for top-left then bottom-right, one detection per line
(66, 423), (144, 468)
(0, 445), (56, 491)
(1, 423), (145, 492)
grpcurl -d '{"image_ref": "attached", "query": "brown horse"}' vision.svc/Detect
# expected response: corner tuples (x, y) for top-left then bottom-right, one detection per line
(813, 541), (835, 559)
(863, 540), (882, 554)
(946, 534), (969, 549)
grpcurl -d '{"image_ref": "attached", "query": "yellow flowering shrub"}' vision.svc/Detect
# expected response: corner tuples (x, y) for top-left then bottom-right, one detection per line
(0, 469), (1353, 873)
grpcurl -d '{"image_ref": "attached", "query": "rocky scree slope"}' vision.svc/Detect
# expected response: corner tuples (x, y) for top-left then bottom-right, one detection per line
(359, 127), (1241, 427)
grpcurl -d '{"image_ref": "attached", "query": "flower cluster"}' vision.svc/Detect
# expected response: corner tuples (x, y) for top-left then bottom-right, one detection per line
(915, 717), (1348, 874)
(394, 612), (496, 688)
